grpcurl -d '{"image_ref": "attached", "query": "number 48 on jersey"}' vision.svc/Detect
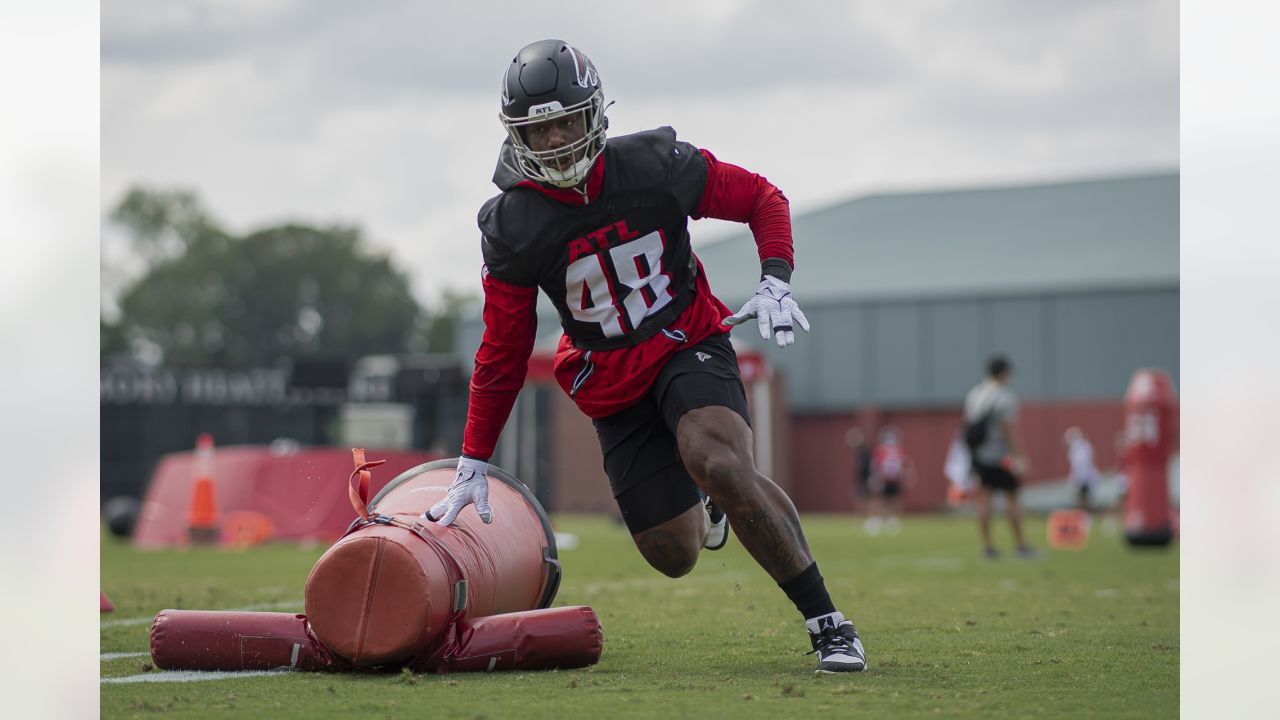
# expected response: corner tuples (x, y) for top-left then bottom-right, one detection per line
(565, 227), (675, 338)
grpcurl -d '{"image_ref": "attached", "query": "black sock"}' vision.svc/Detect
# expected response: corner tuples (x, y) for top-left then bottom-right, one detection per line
(778, 561), (836, 621)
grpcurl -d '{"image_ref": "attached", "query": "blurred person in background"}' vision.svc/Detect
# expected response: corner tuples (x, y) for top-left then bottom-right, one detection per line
(424, 39), (865, 673)
(866, 426), (914, 535)
(944, 430), (975, 506)
(844, 425), (874, 527)
(1064, 426), (1102, 512)
(963, 355), (1037, 559)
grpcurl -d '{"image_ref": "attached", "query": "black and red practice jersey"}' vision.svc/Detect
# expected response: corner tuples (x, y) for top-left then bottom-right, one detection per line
(463, 127), (795, 460)
(480, 128), (709, 350)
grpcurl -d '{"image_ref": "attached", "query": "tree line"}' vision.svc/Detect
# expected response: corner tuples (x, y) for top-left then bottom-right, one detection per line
(102, 188), (476, 368)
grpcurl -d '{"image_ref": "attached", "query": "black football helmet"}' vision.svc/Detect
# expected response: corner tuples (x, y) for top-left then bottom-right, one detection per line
(499, 39), (608, 188)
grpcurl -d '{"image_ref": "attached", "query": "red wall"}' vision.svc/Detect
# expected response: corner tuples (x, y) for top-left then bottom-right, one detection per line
(530, 339), (1149, 517)
(789, 400), (1132, 513)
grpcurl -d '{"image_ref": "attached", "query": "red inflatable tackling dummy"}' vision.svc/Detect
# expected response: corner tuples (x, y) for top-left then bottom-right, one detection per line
(1121, 369), (1178, 547)
(149, 455), (603, 674)
(304, 455), (565, 666)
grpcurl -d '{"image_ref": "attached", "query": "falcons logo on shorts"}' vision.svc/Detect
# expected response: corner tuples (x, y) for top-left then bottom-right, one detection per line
(695, 352), (711, 363)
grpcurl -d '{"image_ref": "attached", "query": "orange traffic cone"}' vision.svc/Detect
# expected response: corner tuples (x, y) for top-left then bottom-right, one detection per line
(1047, 509), (1090, 551)
(100, 590), (115, 613)
(186, 433), (220, 544)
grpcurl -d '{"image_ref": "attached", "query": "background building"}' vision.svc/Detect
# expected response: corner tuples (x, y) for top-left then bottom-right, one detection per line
(694, 171), (1179, 511)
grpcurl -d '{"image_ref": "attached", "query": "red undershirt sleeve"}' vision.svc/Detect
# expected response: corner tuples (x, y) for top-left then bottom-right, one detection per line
(461, 269), (538, 461)
(692, 149), (794, 281)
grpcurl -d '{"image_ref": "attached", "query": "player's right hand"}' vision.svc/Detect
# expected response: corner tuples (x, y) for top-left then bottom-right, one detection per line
(424, 456), (493, 526)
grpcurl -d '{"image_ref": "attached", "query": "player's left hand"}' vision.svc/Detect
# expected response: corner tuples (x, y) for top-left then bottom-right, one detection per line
(722, 275), (811, 347)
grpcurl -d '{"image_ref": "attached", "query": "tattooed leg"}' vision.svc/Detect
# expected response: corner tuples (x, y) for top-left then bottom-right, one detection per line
(676, 406), (814, 583)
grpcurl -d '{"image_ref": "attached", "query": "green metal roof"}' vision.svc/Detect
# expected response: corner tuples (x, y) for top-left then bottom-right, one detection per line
(694, 171), (1179, 305)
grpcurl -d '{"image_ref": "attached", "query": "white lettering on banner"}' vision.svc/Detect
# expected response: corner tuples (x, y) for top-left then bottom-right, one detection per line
(565, 231), (673, 337)
(99, 367), (345, 406)
(182, 369), (291, 405)
(100, 369), (180, 404)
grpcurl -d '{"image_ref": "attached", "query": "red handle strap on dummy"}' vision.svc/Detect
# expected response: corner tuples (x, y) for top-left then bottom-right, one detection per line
(348, 448), (387, 520)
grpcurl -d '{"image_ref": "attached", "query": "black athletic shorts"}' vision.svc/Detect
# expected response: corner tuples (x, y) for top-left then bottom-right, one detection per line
(880, 479), (902, 499)
(593, 332), (751, 535)
(973, 462), (1020, 492)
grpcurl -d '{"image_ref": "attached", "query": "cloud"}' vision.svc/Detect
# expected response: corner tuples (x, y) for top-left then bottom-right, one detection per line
(101, 0), (1178, 304)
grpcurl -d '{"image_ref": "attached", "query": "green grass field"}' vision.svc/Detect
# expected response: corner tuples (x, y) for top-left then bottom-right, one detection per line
(101, 514), (1178, 719)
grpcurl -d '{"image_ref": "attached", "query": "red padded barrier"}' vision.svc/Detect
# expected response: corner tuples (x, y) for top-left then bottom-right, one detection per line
(416, 605), (603, 674)
(150, 610), (343, 672)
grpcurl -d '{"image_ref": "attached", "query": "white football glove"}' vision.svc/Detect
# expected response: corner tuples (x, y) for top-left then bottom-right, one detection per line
(423, 456), (493, 527)
(722, 275), (811, 347)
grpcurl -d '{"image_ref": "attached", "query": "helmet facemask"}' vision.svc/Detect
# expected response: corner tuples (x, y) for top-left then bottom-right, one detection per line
(501, 91), (607, 189)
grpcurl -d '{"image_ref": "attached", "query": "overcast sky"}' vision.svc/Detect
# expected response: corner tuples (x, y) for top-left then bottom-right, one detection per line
(102, 0), (1178, 309)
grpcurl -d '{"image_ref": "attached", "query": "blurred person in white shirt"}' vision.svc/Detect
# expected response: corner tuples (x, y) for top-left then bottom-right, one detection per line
(1064, 427), (1102, 511)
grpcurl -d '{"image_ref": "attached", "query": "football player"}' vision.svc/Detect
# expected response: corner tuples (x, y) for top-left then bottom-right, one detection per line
(868, 427), (913, 534)
(425, 39), (865, 673)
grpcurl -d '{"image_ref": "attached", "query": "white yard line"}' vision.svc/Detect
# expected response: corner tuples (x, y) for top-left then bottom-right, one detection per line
(101, 670), (291, 684)
(100, 652), (150, 660)
(100, 600), (303, 629)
